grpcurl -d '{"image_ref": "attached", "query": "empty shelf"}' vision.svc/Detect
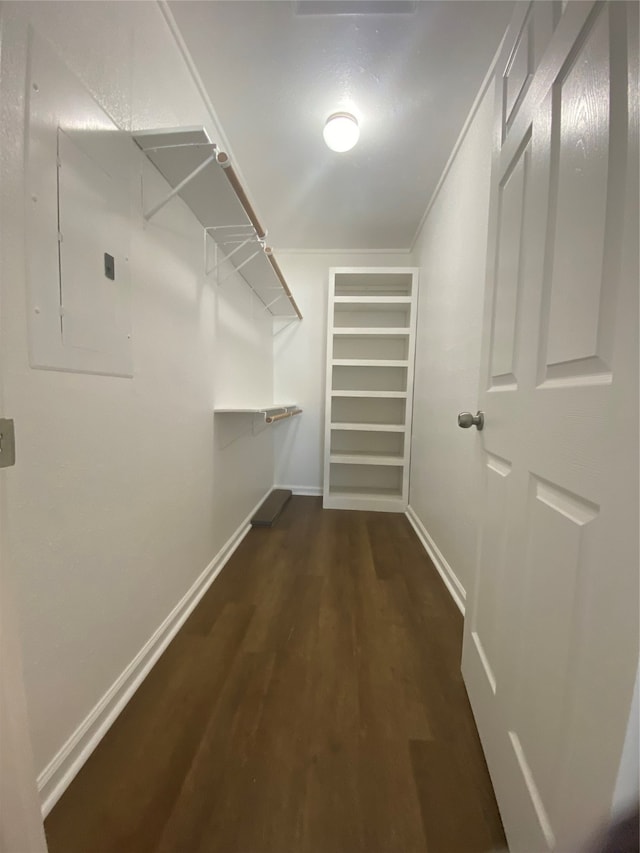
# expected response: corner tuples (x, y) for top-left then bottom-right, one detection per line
(332, 359), (409, 367)
(328, 485), (403, 497)
(214, 404), (297, 413)
(323, 492), (406, 512)
(214, 404), (301, 424)
(332, 328), (410, 336)
(331, 390), (407, 398)
(330, 453), (404, 466)
(333, 271), (414, 297)
(333, 296), (413, 304)
(330, 422), (407, 432)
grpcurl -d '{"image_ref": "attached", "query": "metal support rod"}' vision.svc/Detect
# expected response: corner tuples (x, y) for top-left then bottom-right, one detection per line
(208, 238), (252, 275)
(141, 142), (216, 152)
(204, 229), (211, 275)
(205, 224), (256, 231)
(273, 317), (298, 336)
(216, 239), (260, 246)
(212, 235), (257, 242)
(144, 152), (217, 221)
(217, 247), (261, 285)
(263, 294), (285, 312)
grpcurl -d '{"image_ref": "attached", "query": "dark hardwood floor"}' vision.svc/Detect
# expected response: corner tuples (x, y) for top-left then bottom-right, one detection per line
(45, 497), (506, 853)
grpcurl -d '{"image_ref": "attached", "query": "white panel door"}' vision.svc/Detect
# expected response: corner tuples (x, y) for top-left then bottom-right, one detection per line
(461, 2), (639, 851)
(0, 525), (50, 853)
(0, 13), (48, 838)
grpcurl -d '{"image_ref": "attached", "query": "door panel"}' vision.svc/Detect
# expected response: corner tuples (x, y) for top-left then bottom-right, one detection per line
(503, 4), (534, 130)
(502, 2), (556, 139)
(543, 9), (612, 379)
(490, 140), (530, 387)
(515, 476), (599, 810)
(462, 3), (639, 850)
(472, 453), (513, 694)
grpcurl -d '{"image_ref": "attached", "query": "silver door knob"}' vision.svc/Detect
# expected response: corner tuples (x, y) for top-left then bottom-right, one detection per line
(458, 411), (484, 431)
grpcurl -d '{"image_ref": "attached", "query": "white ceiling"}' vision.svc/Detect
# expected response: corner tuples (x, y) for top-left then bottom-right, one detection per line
(168, 1), (513, 251)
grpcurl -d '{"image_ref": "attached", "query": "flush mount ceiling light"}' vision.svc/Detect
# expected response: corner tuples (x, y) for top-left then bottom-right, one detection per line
(323, 112), (360, 152)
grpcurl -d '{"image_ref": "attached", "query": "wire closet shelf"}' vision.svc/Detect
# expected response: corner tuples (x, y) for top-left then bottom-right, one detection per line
(213, 405), (303, 425)
(133, 127), (302, 320)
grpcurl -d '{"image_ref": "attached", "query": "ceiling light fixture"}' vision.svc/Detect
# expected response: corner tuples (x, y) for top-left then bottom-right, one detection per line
(323, 112), (360, 152)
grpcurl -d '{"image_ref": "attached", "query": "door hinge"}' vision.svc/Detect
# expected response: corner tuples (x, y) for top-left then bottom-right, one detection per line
(0, 419), (16, 468)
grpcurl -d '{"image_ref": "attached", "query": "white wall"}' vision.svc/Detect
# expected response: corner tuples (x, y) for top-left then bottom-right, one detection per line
(409, 82), (495, 600)
(273, 252), (408, 493)
(0, 0), (273, 797)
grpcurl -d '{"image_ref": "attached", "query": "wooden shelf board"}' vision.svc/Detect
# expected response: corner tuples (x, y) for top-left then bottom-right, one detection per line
(330, 422), (407, 433)
(332, 328), (410, 336)
(331, 390), (407, 398)
(332, 359), (409, 368)
(214, 403), (297, 414)
(327, 486), (404, 498)
(322, 493), (406, 513)
(330, 453), (405, 467)
(334, 296), (412, 304)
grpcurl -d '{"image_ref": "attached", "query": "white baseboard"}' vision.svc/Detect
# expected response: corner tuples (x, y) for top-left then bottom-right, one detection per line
(276, 484), (323, 497)
(37, 489), (271, 818)
(405, 506), (466, 616)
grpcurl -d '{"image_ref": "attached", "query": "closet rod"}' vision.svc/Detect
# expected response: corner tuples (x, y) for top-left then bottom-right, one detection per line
(216, 151), (303, 321)
(265, 408), (303, 424)
(265, 251), (303, 320)
(216, 151), (266, 240)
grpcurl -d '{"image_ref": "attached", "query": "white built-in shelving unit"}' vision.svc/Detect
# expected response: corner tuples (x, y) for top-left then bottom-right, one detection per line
(323, 268), (419, 512)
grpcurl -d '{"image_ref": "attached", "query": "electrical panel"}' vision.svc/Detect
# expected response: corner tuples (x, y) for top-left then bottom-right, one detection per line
(27, 33), (133, 377)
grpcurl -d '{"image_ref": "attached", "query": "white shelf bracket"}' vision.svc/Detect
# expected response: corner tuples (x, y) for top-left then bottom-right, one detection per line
(144, 150), (217, 221)
(263, 294), (285, 312)
(273, 317), (298, 336)
(260, 406), (302, 425)
(217, 246), (262, 286)
(207, 237), (253, 276)
(204, 230), (214, 276)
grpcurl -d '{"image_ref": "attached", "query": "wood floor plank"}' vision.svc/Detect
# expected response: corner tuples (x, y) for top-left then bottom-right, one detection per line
(299, 511), (362, 853)
(155, 649), (277, 853)
(195, 574), (324, 853)
(45, 603), (256, 853)
(44, 497), (505, 853)
(410, 738), (506, 853)
(352, 515), (430, 852)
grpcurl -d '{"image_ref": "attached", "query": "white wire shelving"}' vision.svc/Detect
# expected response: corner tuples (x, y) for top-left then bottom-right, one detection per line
(133, 127), (302, 320)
